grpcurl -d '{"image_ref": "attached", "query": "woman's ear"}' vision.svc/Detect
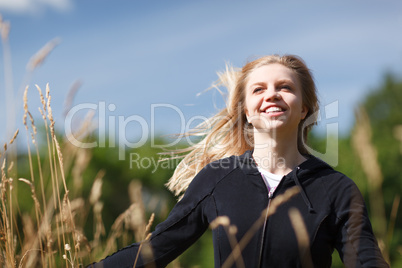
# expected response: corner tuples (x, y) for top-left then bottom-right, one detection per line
(244, 109), (250, 123)
(301, 106), (308, 120)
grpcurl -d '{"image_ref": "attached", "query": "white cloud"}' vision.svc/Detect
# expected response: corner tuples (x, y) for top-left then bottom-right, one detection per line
(0, 0), (72, 14)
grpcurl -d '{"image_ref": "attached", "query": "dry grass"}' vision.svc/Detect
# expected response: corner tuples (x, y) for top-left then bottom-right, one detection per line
(352, 107), (400, 264)
(0, 82), (158, 267)
(0, 16), (158, 267)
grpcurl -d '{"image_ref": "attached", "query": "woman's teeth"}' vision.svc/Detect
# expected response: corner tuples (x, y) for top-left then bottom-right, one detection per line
(264, 107), (283, 113)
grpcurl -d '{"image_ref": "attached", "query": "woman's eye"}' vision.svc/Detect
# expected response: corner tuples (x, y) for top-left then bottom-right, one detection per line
(281, 85), (292, 91)
(253, 87), (263, 93)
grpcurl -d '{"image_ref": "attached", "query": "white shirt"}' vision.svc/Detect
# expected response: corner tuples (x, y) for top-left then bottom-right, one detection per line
(257, 166), (283, 197)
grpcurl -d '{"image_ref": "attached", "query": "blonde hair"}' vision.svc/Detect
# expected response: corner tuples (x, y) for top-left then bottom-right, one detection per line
(165, 55), (319, 196)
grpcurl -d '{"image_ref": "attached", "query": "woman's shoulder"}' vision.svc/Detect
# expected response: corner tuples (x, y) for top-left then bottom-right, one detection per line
(182, 154), (241, 200)
(303, 155), (353, 181)
(195, 154), (241, 183)
(192, 152), (246, 182)
(306, 159), (363, 204)
(204, 154), (240, 170)
(302, 155), (360, 193)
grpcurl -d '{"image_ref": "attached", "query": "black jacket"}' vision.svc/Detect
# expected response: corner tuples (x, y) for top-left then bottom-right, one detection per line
(91, 150), (388, 267)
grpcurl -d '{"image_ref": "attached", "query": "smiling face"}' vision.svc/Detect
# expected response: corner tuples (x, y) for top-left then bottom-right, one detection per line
(244, 63), (308, 134)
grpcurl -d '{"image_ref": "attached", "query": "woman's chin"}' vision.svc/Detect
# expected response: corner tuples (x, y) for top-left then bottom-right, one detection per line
(253, 122), (285, 133)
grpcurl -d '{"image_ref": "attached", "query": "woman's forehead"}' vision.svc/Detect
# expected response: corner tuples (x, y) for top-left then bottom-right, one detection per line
(246, 63), (299, 86)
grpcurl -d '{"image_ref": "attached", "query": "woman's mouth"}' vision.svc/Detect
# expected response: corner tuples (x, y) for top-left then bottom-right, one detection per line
(263, 107), (284, 113)
(261, 106), (286, 116)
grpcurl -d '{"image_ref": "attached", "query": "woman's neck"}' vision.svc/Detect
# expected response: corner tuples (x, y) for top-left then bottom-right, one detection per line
(252, 129), (306, 176)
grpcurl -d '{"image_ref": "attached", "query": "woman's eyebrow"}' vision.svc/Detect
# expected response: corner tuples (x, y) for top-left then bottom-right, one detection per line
(249, 79), (295, 88)
(248, 82), (266, 87)
(276, 79), (295, 85)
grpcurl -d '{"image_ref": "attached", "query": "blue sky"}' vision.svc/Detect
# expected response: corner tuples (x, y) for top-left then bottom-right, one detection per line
(1, 0), (402, 149)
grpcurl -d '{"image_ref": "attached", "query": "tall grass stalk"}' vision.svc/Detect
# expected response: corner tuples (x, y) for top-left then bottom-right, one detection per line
(352, 107), (391, 262)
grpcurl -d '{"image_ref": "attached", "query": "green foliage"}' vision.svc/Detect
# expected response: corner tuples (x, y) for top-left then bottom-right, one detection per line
(361, 73), (402, 263)
(363, 74), (402, 202)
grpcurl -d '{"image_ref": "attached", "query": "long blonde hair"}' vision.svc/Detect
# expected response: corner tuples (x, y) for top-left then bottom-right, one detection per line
(165, 55), (319, 196)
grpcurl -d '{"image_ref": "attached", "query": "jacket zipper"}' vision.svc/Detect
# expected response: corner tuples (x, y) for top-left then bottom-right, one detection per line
(257, 191), (273, 267)
(258, 169), (287, 267)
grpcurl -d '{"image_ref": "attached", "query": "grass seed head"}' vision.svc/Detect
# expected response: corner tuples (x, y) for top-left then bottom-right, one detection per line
(0, 20), (10, 41)
(28, 111), (37, 136)
(23, 86), (29, 126)
(145, 213), (155, 234)
(27, 39), (60, 71)
(89, 177), (103, 205)
(35, 84), (47, 112)
(210, 216), (230, 229)
(46, 83), (50, 99)
(9, 129), (19, 145)
(7, 161), (14, 173)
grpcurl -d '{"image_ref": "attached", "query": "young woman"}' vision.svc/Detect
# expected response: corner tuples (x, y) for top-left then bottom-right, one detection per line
(90, 55), (389, 267)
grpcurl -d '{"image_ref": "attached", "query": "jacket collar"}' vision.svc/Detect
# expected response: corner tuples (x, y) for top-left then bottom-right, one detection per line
(237, 149), (330, 177)
(237, 149), (330, 213)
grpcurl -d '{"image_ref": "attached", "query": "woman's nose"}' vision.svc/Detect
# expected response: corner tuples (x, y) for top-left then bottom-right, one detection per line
(264, 87), (281, 101)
